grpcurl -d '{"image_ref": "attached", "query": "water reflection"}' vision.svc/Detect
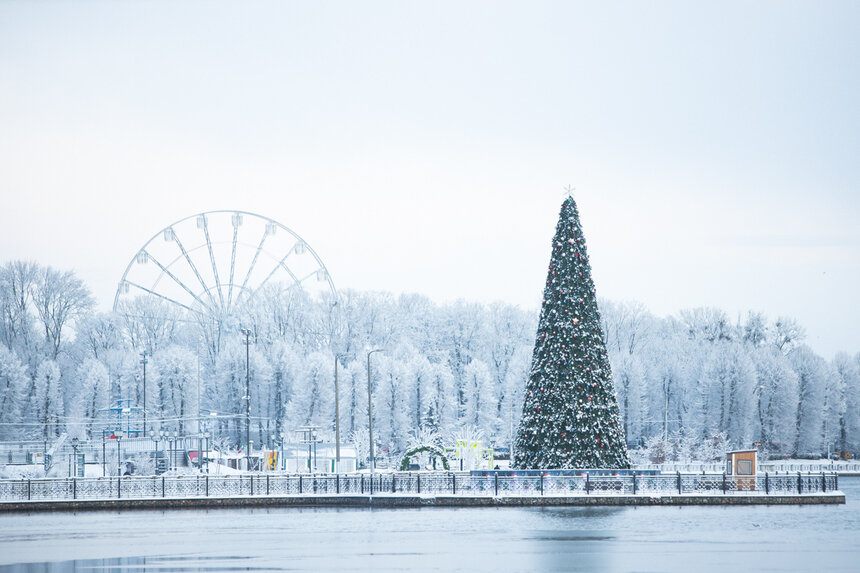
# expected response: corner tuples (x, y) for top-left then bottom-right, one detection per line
(0, 479), (856, 573)
(0, 555), (268, 573)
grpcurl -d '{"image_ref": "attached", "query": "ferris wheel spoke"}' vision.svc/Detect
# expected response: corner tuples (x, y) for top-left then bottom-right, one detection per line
(200, 218), (226, 312)
(226, 222), (239, 312)
(237, 228), (270, 304)
(256, 252), (302, 295)
(123, 280), (205, 316)
(295, 269), (321, 285)
(115, 210), (338, 321)
(145, 252), (216, 314)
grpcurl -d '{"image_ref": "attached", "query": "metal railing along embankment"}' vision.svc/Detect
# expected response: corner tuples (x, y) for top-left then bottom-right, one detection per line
(0, 471), (840, 502)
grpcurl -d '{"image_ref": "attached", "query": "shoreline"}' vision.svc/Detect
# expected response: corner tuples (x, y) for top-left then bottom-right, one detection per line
(0, 492), (845, 513)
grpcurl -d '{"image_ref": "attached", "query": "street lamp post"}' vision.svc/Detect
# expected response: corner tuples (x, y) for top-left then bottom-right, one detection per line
(141, 351), (148, 435)
(334, 354), (347, 471)
(824, 388), (831, 462)
(172, 431), (179, 471)
(366, 349), (384, 474)
(70, 437), (79, 477)
(115, 430), (123, 476)
(150, 430), (159, 473)
(314, 428), (320, 471)
(204, 431), (211, 473)
(510, 399), (515, 465)
(307, 432), (312, 472)
(241, 328), (252, 472)
(166, 431), (175, 472)
(280, 432), (286, 471)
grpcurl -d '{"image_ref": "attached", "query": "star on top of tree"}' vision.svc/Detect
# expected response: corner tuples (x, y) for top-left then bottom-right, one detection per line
(563, 185), (576, 199)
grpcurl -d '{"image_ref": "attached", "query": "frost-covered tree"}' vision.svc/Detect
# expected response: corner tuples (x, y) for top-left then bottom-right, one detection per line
(2, 253), (857, 461)
(425, 360), (456, 435)
(0, 261), (39, 367)
(680, 307), (735, 343)
(773, 317), (806, 354)
(514, 197), (629, 469)
(700, 342), (756, 446)
(210, 338), (272, 447)
(341, 359), (367, 437)
(152, 346), (198, 434)
(403, 351), (433, 433)
(844, 354), (860, 455)
(284, 352), (333, 431)
(488, 303), (535, 438)
(830, 352), (858, 456)
(372, 356), (409, 453)
(752, 347), (798, 455)
(0, 346), (28, 439)
(440, 301), (487, 419)
(789, 345), (829, 456)
(349, 427), (371, 468)
(33, 360), (63, 438)
(116, 297), (182, 356)
(74, 358), (110, 438)
(743, 311), (769, 346)
(31, 266), (94, 359)
(265, 341), (301, 438)
(463, 359), (495, 432)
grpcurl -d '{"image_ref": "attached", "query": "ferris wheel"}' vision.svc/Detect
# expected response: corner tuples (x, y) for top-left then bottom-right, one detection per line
(114, 210), (337, 319)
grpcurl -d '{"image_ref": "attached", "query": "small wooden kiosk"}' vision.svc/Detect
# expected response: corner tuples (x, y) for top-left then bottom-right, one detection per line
(726, 449), (757, 490)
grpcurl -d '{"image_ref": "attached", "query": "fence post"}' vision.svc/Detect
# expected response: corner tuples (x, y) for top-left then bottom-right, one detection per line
(494, 473), (499, 496)
(370, 474), (374, 495)
(336, 474), (340, 494)
(632, 473), (637, 495)
(585, 473), (590, 495)
(162, 476), (165, 498)
(821, 472), (825, 493)
(835, 472), (838, 491)
(765, 472), (769, 495)
(452, 473), (457, 495)
(677, 472), (681, 494)
(299, 475), (303, 494)
(205, 475), (209, 497)
(721, 472), (726, 494)
(797, 472), (801, 494)
(118, 477), (121, 499)
(540, 473), (544, 496)
(360, 475), (363, 494)
(73, 478), (77, 500)
(392, 474), (396, 494)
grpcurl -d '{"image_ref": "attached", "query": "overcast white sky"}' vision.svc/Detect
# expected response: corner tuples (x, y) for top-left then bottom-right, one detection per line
(1, 1), (858, 358)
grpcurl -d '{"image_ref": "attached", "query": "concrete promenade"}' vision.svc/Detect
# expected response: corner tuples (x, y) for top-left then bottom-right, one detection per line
(0, 492), (845, 513)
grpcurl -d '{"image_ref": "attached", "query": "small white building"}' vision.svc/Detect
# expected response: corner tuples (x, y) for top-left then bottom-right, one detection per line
(281, 442), (357, 473)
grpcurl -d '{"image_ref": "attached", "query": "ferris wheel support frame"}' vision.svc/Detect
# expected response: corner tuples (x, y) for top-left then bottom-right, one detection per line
(113, 209), (338, 317)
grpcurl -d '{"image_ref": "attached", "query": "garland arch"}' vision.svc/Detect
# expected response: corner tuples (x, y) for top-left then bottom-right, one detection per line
(399, 445), (450, 471)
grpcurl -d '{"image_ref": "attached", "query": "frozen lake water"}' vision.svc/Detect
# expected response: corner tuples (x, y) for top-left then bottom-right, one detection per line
(0, 478), (857, 572)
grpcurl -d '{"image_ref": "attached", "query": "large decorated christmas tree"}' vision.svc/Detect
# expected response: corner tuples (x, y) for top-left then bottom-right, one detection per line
(514, 195), (630, 469)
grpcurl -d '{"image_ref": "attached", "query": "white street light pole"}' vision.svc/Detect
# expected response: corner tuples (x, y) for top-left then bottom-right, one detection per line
(334, 354), (347, 471)
(366, 349), (384, 474)
(140, 351), (148, 435)
(241, 328), (252, 471)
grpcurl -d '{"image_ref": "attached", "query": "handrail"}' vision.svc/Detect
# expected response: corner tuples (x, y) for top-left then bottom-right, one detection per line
(0, 471), (840, 502)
